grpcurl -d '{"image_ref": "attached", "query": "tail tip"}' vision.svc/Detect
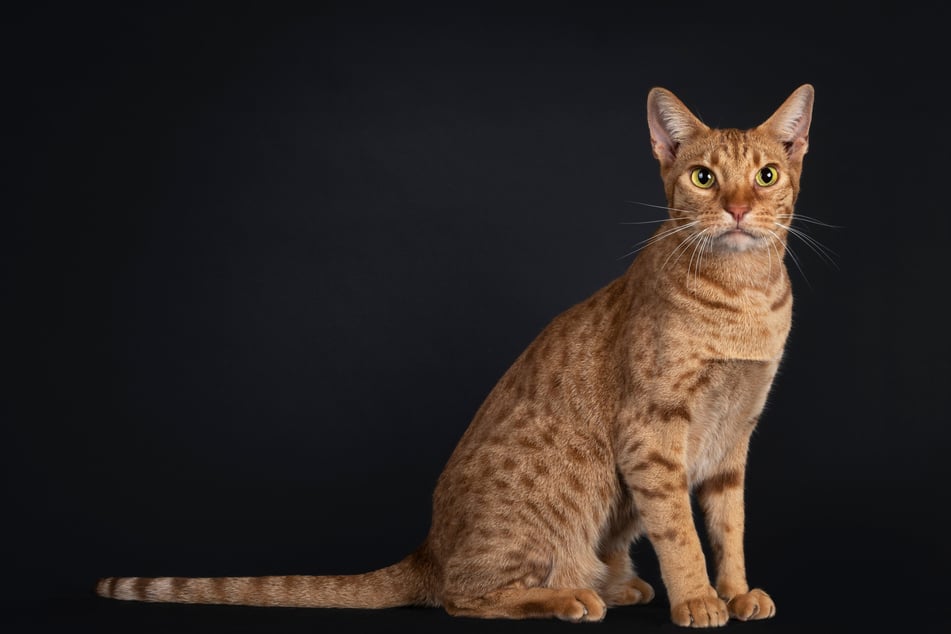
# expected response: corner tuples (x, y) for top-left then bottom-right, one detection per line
(96, 577), (114, 598)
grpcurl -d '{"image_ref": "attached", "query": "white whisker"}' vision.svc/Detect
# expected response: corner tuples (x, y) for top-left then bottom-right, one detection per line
(776, 213), (842, 229)
(625, 200), (700, 216)
(618, 221), (699, 260)
(777, 222), (839, 269)
(666, 228), (708, 275)
(767, 228), (811, 289)
(765, 230), (783, 290)
(688, 231), (710, 291)
(619, 218), (675, 225)
(692, 233), (712, 292)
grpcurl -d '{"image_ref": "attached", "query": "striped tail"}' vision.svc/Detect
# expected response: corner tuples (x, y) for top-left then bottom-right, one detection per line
(95, 551), (435, 609)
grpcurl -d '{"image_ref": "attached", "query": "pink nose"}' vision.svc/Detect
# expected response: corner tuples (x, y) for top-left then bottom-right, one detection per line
(726, 203), (750, 222)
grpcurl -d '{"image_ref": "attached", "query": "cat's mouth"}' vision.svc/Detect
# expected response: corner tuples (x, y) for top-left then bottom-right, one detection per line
(716, 228), (761, 252)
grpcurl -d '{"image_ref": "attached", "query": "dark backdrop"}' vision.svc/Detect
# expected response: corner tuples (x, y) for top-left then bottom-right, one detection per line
(6, 3), (949, 632)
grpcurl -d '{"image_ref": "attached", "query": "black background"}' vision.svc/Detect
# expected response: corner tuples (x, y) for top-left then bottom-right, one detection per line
(6, 2), (950, 632)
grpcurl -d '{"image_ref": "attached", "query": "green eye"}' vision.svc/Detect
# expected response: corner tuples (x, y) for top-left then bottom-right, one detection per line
(756, 166), (779, 187)
(690, 167), (715, 189)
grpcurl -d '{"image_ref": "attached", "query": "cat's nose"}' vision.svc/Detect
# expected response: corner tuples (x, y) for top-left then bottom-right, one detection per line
(725, 203), (750, 222)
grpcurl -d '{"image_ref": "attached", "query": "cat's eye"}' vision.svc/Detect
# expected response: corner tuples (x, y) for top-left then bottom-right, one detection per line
(690, 167), (715, 189)
(755, 166), (779, 187)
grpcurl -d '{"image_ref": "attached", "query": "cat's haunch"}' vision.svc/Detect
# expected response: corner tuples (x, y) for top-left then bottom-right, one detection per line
(97, 84), (814, 628)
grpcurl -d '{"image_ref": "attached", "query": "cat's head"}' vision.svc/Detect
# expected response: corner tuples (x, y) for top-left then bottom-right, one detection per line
(647, 85), (814, 254)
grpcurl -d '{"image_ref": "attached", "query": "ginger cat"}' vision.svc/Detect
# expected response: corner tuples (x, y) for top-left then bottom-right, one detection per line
(97, 84), (814, 628)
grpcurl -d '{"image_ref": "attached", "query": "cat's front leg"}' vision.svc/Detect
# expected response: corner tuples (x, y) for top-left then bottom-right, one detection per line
(619, 432), (727, 628)
(696, 438), (776, 622)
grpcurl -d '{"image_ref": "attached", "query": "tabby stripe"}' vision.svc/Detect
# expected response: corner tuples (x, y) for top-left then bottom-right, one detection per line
(692, 271), (739, 297)
(565, 471), (585, 494)
(687, 290), (741, 313)
(684, 369), (713, 395)
(649, 528), (680, 542)
(522, 498), (560, 537)
(558, 490), (583, 516)
(564, 445), (587, 464)
(630, 451), (680, 472)
(770, 282), (792, 311)
(624, 440), (643, 456)
(101, 576), (118, 598)
(629, 484), (670, 500)
(133, 577), (150, 600)
(170, 576), (185, 600)
(548, 500), (570, 528)
(697, 470), (743, 498)
(647, 402), (692, 423)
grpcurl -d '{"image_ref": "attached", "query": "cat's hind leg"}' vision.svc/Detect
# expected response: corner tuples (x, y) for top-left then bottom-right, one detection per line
(599, 549), (655, 607)
(441, 546), (609, 621)
(443, 587), (607, 622)
(596, 491), (654, 606)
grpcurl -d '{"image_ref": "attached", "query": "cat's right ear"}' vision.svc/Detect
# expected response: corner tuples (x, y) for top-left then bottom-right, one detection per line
(758, 84), (814, 165)
(647, 87), (709, 168)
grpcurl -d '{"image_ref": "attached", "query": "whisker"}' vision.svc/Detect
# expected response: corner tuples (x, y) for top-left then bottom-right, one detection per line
(618, 221), (699, 261)
(778, 223), (839, 269)
(688, 231), (711, 291)
(625, 200), (699, 216)
(637, 221), (698, 247)
(660, 232), (695, 271)
(765, 230), (782, 289)
(661, 230), (694, 271)
(767, 229), (811, 289)
(687, 233), (702, 289)
(776, 213), (843, 229)
(692, 233), (712, 292)
(619, 218), (674, 225)
(665, 228), (708, 273)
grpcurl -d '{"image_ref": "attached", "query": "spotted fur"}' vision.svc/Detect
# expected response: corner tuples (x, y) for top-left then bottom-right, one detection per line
(97, 84), (814, 628)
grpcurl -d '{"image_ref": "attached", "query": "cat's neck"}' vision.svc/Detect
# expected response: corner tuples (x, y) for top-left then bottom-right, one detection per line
(643, 220), (787, 295)
(626, 220), (792, 362)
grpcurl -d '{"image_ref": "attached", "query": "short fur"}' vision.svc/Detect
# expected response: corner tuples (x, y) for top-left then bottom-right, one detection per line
(98, 84), (815, 628)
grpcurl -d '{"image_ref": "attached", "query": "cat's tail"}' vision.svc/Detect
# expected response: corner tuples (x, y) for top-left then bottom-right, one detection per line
(95, 548), (438, 609)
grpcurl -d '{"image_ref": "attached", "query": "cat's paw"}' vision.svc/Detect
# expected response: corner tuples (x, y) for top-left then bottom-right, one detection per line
(726, 588), (775, 621)
(670, 591), (729, 628)
(605, 577), (655, 606)
(556, 589), (607, 622)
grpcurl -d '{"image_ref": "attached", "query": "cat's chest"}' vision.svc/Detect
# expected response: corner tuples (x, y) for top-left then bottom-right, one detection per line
(683, 359), (778, 486)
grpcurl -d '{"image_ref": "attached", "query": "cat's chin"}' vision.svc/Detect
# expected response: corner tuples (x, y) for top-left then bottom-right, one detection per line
(714, 230), (763, 253)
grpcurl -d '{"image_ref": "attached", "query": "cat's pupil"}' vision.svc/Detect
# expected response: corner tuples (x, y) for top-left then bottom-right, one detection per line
(697, 169), (711, 184)
(759, 168), (773, 183)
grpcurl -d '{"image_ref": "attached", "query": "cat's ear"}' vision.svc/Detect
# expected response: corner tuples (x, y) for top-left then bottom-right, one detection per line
(647, 87), (709, 167)
(758, 84), (814, 164)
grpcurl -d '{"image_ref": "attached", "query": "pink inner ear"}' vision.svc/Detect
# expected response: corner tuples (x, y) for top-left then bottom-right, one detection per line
(788, 136), (808, 155)
(651, 136), (678, 165)
(778, 111), (810, 145)
(775, 107), (811, 162)
(767, 85), (814, 150)
(647, 88), (710, 167)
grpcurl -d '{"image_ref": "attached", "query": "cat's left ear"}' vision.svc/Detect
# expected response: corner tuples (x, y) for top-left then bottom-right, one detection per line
(758, 84), (814, 165)
(647, 87), (710, 168)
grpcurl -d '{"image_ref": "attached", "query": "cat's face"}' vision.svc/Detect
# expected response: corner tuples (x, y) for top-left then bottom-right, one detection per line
(665, 128), (799, 254)
(647, 85), (813, 257)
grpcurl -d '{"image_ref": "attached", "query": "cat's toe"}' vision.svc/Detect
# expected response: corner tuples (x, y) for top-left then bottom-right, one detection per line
(726, 588), (775, 621)
(570, 589), (607, 622)
(606, 577), (655, 606)
(671, 595), (729, 628)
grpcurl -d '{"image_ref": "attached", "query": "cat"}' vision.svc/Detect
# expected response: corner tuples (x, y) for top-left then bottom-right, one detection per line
(97, 84), (814, 628)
